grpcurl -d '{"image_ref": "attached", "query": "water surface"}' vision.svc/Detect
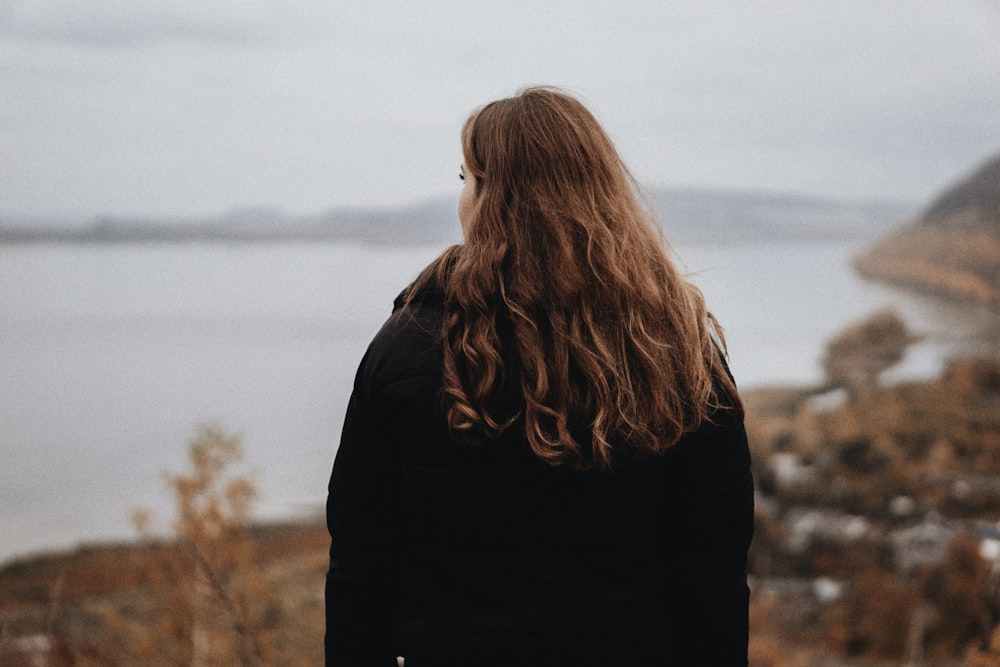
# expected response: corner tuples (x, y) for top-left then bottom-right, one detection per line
(1, 240), (994, 564)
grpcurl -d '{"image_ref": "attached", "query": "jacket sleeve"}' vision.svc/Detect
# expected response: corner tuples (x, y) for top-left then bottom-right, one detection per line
(325, 344), (404, 667)
(659, 413), (755, 665)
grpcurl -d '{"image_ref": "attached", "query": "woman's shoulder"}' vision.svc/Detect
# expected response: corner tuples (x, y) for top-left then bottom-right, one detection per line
(659, 401), (751, 497)
(361, 282), (445, 393)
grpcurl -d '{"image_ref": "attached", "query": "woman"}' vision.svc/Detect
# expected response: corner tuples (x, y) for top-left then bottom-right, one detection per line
(326, 87), (753, 666)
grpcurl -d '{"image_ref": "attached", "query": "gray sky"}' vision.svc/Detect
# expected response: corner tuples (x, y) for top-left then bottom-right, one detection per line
(2, 1), (999, 219)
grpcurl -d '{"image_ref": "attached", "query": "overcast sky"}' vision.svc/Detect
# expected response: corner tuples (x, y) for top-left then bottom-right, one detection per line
(2, 1), (999, 219)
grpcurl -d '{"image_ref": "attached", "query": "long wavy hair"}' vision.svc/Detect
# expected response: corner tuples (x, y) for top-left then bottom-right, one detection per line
(410, 87), (741, 470)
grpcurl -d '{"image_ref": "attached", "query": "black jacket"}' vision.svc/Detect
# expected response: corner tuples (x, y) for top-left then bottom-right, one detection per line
(326, 285), (754, 666)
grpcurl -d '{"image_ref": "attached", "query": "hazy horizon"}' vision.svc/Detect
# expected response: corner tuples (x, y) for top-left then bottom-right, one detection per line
(0, 182), (919, 228)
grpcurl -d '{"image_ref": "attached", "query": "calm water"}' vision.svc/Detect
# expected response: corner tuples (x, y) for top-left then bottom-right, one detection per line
(1, 240), (996, 564)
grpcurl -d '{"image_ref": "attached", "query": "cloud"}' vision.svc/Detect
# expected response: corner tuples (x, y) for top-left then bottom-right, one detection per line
(0, 1), (283, 47)
(1, 0), (999, 217)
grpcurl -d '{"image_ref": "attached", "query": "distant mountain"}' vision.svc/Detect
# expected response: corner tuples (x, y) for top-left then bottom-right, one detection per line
(648, 188), (911, 244)
(0, 188), (913, 246)
(0, 200), (463, 246)
(856, 153), (1000, 312)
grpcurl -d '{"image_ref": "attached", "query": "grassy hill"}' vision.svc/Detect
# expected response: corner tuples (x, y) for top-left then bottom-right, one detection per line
(856, 153), (1000, 312)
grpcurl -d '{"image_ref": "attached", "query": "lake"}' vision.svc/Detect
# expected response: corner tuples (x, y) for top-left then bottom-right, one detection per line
(1, 239), (996, 564)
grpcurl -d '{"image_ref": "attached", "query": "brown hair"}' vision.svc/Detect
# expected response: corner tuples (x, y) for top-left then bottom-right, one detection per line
(412, 86), (740, 469)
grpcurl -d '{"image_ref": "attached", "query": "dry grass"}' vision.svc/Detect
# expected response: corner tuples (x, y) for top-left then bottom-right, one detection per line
(855, 226), (1000, 312)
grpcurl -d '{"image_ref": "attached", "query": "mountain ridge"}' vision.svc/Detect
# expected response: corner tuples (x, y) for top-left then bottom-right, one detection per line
(920, 153), (1000, 230)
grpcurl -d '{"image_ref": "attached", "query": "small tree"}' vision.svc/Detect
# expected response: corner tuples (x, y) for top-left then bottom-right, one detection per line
(131, 424), (271, 666)
(823, 309), (916, 397)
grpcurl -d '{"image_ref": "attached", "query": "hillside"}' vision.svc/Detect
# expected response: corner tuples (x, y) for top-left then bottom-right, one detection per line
(856, 153), (1000, 312)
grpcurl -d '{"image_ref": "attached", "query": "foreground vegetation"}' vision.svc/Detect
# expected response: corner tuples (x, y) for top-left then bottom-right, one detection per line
(746, 358), (1000, 665)
(0, 426), (328, 666)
